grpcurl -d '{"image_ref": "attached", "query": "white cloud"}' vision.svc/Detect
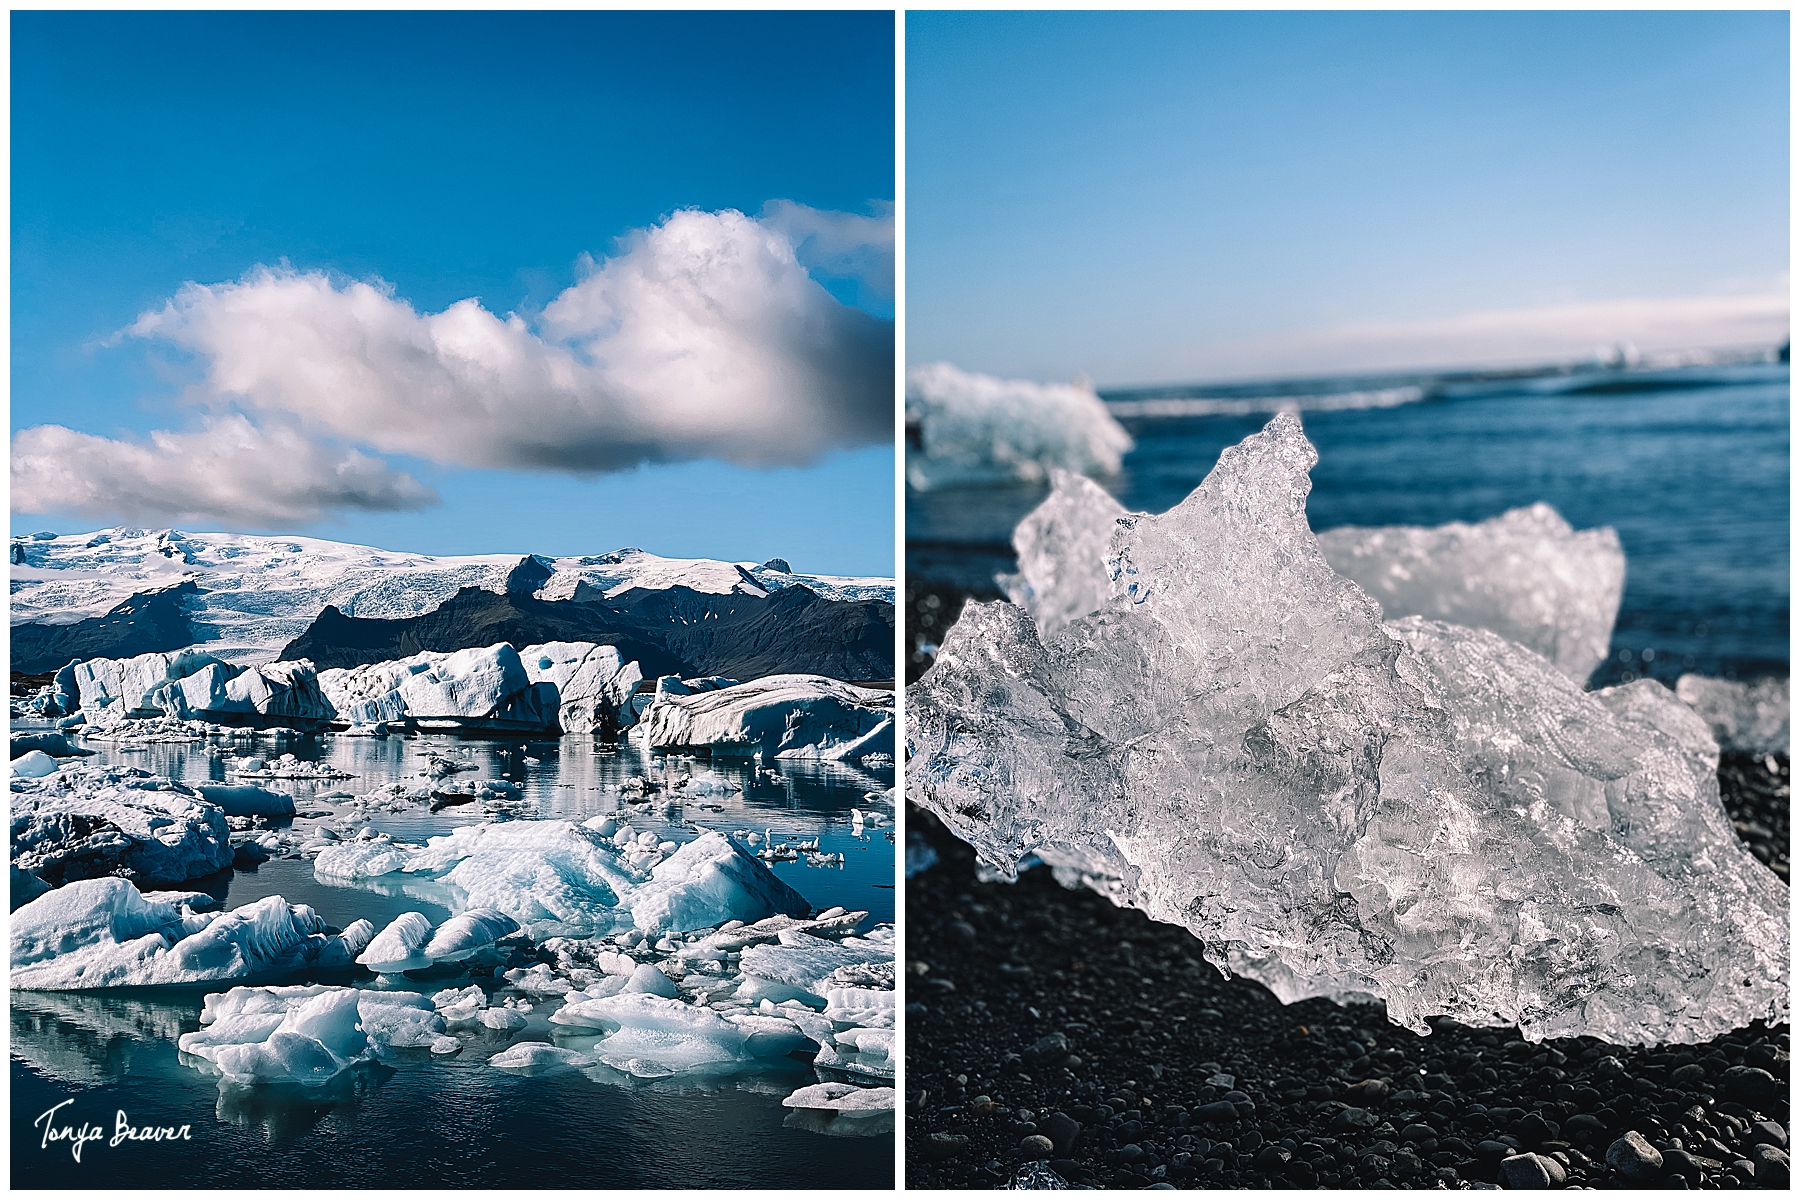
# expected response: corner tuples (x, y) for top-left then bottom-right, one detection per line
(1150, 290), (1790, 383)
(126, 207), (893, 474)
(11, 415), (438, 527)
(759, 199), (894, 304)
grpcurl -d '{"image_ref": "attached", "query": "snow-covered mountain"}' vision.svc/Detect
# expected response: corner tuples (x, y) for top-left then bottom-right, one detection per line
(10, 528), (892, 666)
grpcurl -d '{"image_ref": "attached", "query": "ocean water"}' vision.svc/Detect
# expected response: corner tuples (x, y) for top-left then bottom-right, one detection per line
(909, 359), (1789, 689)
(11, 730), (894, 1188)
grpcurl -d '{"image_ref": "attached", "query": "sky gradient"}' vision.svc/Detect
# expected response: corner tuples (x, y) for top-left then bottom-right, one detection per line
(908, 11), (1788, 386)
(12, 11), (896, 575)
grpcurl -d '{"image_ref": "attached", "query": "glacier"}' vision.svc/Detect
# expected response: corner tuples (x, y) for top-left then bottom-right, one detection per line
(906, 362), (1134, 490)
(907, 412), (1788, 1045)
(10, 527), (892, 665)
(634, 674), (894, 762)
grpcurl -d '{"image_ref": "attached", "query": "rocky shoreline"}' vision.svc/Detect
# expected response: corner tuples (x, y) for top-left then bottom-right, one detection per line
(904, 752), (1790, 1190)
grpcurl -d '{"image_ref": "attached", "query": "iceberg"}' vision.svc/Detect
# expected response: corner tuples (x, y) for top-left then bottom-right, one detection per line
(13, 749), (61, 778)
(563, 991), (812, 1078)
(422, 907), (520, 963)
(11, 878), (372, 990)
(780, 1082), (896, 1137)
(194, 783), (297, 818)
(634, 674), (894, 761)
(487, 1042), (594, 1072)
(316, 643), (559, 733)
(179, 984), (445, 1086)
(905, 362), (1134, 490)
(358, 912), (437, 974)
(1317, 503), (1626, 684)
(907, 413), (1788, 1045)
(628, 832), (811, 934)
(520, 641), (644, 735)
(1676, 674), (1789, 755)
(144, 659), (336, 725)
(12, 765), (233, 886)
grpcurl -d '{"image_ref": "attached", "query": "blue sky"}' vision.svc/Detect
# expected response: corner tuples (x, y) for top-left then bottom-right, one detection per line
(13, 11), (896, 576)
(908, 11), (1788, 386)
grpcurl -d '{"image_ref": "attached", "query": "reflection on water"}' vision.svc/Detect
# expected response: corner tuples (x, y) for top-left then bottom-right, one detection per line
(11, 727), (894, 1187)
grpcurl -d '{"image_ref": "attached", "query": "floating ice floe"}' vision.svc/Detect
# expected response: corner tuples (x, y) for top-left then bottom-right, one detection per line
(905, 362), (1134, 490)
(634, 675), (893, 761)
(780, 1082), (896, 1137)
(908, 413), (1788, 1045)
(228, 753), (353, 781)
(12, 764), (234, 886)
(1317, 503), (1626, 685)
(194, 783), (297, 818)
(11, 878), (373, 989)
(12, 749), (61, 778)
(314, 820), (809, 939)
(177, 984), (444, 1086)
(1676, 674), (1790, 756)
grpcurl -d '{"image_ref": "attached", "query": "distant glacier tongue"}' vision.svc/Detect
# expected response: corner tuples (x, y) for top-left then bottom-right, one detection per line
(906, 412), (1788, 1045)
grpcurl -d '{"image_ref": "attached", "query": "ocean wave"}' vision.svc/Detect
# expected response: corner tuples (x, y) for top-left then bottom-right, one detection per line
(1105, 385), (1427, 419)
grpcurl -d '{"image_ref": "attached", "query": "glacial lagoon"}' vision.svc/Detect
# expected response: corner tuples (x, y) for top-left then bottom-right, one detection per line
(11, 726), (894, 1188)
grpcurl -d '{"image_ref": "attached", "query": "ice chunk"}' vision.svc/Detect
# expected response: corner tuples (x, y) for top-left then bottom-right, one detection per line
(12, 749), (61, 778)
(194, 783), (297, 818)
(180, 984), (443, 1084)
(1676, 674), (1789, 755)
(907, 413), (1788, 1045)
(73, 649), (232, 722)
(623, 963), (680, 997)
(739, 930), (895, 1003)
(824, 987), (895, 1028)
(635, 674), (894, 761)
(905, 362), (1134, 490)
(487, 1042), (593, 1071)
(629, 832), (811, 934)
(316, 643), (558, 732)
(313, 840), (414, 880)
(570, 992), (813, 1077)
(422, 908), (519, 963)
(11, 765), (233, 886)
(999, 467), (1131, 638)
(11, 880), (364, 990)
(521, 641), (644, 735)
(1318, 503), (1625, 684)
(479, 1006), (528, 1031)
(780, 1082), (897, 1137)
(358, 912), (436, 974)
(396, 820), (641, 937)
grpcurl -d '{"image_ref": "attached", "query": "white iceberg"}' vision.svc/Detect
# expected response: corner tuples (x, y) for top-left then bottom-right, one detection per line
(11, 878), (372, 990)
(905, 362), (1134, 490)
(1676, 674), (1789, 755)
(317, 643), (559, 733)
(567, 991), (812, 1078)
(907, 413), (1787, 1045)
(179, 984), (444, 1085)
(635, 674), (893, 761)
(357, 912), (437, 974)
(628, 832), (812, 935)
(780, 1082), (897, 1137)
(520, 641), (644, 735)
(12, 749), (60, 778)
(11, 765), (234, 886)
(421, 908), (520, 963)
(1317, 503), (1625, 684)
(487, 1042), (593, 1071)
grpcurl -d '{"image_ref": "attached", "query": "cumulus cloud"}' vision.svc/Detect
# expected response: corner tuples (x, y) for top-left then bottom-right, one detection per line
(759, 199), (894, 305)
(11, 415), (438, 527)
(125, 207), (894, 475)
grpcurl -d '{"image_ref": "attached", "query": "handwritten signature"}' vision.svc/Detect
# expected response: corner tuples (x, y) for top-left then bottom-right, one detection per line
(34, 1099), (192, 1163)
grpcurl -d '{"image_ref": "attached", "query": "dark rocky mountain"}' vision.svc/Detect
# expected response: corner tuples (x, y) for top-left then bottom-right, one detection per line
(11, 582), (202, 673)
(279, 583), (895, 682)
